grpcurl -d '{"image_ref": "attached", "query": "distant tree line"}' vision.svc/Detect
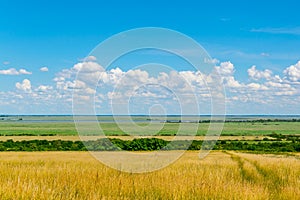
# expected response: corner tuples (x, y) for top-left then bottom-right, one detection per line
(0, 133), (56, 136)
(199, 119), (300, 123)
(163, 119), (300, 123)
(0, 136), (299, 152)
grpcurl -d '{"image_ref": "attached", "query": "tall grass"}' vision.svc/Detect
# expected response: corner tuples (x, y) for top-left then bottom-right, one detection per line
(0, 151), (298, 199)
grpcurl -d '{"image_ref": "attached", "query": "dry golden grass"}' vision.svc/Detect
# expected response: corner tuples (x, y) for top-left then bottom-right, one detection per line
(0, 151), (298, 199)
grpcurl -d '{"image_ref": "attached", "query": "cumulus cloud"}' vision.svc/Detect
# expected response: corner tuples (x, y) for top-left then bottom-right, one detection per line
(54, 61), (106, 93)
(55, 60), (209, 114)
(215, 61), (235, 76)
(16, 79), (31, 92)
(215, 61), (242, 88)
(73, 61), (104, 73)
(40, 67), (49, 72)
(284, 61), (300, 82)
(247, 65), (273, 80)
(36, 85), (52, 92)
(0, 68), (32, 75)
(84, 56), (97, 61)
(224, 77), (242, 88)
(247, 83), (268, 91)
(57, 60), (298, 107)
(2, 59), (300, 114)
(19, 69), (32, 75)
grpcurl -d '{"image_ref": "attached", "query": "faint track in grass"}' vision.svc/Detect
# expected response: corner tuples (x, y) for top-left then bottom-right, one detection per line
(223, 151), (260, 184)
(224, 151), (286, 199)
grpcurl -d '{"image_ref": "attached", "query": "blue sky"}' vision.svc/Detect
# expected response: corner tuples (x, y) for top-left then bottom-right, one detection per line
(0, 0), (300, 114)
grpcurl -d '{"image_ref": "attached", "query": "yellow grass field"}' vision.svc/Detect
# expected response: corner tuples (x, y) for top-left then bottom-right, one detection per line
(0, 151), (299, 199)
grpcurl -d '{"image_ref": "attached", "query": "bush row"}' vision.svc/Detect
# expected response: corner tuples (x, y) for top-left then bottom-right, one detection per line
(0, 138), (299, 152)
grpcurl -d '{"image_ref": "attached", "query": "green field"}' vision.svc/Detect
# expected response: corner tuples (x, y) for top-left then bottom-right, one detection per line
(0, 121), (299, 136)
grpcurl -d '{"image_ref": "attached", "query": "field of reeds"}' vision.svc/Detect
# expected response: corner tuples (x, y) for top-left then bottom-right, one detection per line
(0, 151), (299, 199)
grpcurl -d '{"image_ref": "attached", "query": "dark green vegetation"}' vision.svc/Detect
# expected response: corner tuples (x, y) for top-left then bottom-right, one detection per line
(0, 133), (299, 152)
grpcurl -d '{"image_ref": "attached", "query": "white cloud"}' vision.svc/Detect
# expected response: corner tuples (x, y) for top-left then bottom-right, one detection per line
(265, 81), (292, 89)
(79, 56), (97, 62)
(16, 79), (31, 92)
(58, 80), (86, 91)
(73, 61), (104, 73)
(260, 52), (270, 57)
(274, 91), (297, 96)
(215, 61), (242, 88)
(247, 83), (268, 90)
(40, 67), (49, 72)
(215, 61), (234, 76)
(72, 61), (104, 73)
(107, 91), (123, 100)
(0, 68), (32, 75)
(284, 61), (300, 82)
(225, 77), (242, 88)
(107, 68), (125, 84)
(84, 56), (97, 61)
(19, 69), (32, 75)
(2, 58), (299, 114)
(1, 68), (19, 75)
(247, 65), (273, 80)
(179, 71), (205, 86)
(85, 87), (96, 94)
(117, 69), (150, 87)
(36, 85), (52, 92)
